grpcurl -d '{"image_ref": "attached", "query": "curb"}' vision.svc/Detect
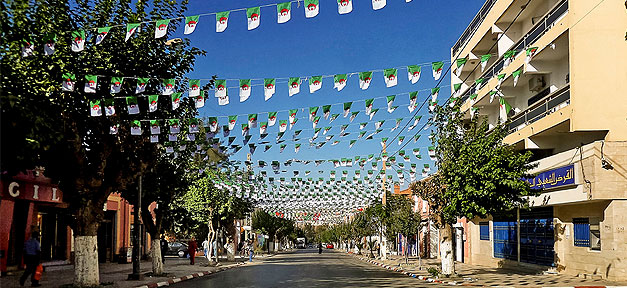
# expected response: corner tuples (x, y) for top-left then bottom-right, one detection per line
(135, 262), (246, 288)
(355, 256), (626, 288)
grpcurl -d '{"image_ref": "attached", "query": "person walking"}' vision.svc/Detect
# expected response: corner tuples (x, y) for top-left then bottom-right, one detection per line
(188, 237), (197, 265)
(201, 238), (209, 261)
(160, 235), (168, 264)
(318, 242), (322, 254)
(19, 231), (41, 287)
(248, 240), (254, 262)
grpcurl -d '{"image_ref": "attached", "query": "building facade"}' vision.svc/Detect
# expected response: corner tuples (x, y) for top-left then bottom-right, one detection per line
(451, 0), (627, 280)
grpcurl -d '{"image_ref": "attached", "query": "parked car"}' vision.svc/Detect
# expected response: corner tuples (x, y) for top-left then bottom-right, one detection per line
(326, 243), (334, 249)
(164, 241), (189, 258)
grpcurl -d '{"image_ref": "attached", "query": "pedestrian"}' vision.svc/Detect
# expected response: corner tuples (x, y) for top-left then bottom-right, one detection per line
(248, 240), (254, 262)
(20, 231), (41, 287)
(160, 235), (168, 264)
(202, 238), (209, 261)
(188, 237), (197, 265)
(318, 242), (322, 254)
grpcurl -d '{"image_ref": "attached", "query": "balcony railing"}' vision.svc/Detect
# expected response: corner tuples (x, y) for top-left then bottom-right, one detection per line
(452, 0), (498, 57)
(461, 0), (569, 102)
(506, 85), (570, 133)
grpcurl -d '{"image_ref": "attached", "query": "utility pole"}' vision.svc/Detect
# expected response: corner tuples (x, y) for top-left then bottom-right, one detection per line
(380, 144), (388, 260)
(128, 173), (144, 280)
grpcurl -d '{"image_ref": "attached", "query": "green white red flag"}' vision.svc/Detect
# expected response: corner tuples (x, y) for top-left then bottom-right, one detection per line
(279, 120), (288, 132)
(95, 27), (111, 45)
(62, 73), (75, 91)
(104, 99), (115, 116)
(161, 79), (175, 95)
(110, 77), (123, 94)
(343, 102), (352, 117)
(90, 100), (102, 117)
(71, 30), (85, 52)
(131, 120), (142, 135)
(136, 77), (149, 94)
(216, 11), (229, 32)
(334, 74), (347, 91)
(248, 113), (258, 128)
(431, 61), (444, 80)
(84, 75), (97, 93)
(407, 65), (421, 84)
(184, 15), (199, 34)
(148, 95), (159, 112)
(386, 95), (395, 111)
(480, 54), (491, 72)
(247, 7), (261, 30)
(338, 0), (352, 14)
(309, 106), (318, 121)
(264, 78), (276, 101)
(512, 69), (522, 87)
(372, 0), (386, 10)
(125, 23), (140, 42)
(171, 93), (181, 110)
(126, 96), (139, 115)
(499, 96), (512, 123)
(455, 58), (467, 75)
(151, 120), (161, 135)
(289, 109), (298, 126)
(189, 79), (201, 97)
(169, 119), (180, 134)
(384, 68), (397, 87)
(195, 91), (205, 108)
(215, 79), (227, 98)
(268, 112), (278, 126)
(323, 105), (331, 119)
(359, 71), (373, 90)
(304, 0), (319, 18)
(239, 79), (251, 102)
(259, 122), (268, 134)
(365, 98), (374, 115)
(309, 76), (322, 93)
(408, 91), (418, 112)
(43, 33), (56, 55)
(277, 2), (291, 23)
(526, 47), (538, 64)
(289, 77), (301, 96)
(155, 19), (170, 38)
(430, 87), (440, 102)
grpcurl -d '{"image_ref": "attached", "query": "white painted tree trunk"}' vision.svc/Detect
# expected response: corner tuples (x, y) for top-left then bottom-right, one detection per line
(74, 235), (99, 286)
(440, 224), (455, 276)
(151, 239), (164, 275)
(226, 241), (235, 261)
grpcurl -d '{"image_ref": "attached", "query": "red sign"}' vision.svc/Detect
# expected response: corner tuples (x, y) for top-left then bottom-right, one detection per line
(0, 170), (64, 203)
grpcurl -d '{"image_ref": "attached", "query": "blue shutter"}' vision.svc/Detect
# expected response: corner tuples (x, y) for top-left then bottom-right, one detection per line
(573, 218), (590, 247)
(480, 222), (490, 240)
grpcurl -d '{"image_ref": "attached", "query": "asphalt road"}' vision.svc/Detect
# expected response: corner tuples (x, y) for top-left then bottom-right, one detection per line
(174, 249), (433, 288)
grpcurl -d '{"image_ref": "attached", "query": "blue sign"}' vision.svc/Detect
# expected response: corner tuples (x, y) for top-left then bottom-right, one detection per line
(526, 165), (575, 190)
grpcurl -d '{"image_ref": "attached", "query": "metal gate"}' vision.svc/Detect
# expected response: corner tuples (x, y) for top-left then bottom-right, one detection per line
(493, 219), (517, 260)
(520, 207), (554, 266)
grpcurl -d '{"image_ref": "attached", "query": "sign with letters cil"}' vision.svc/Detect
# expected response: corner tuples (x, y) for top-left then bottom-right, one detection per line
(526, 164), (575, 190)
(1, 180), (63, 203)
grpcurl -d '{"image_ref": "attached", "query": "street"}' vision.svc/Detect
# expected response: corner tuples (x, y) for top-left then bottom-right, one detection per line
(175, 249), (427, 288)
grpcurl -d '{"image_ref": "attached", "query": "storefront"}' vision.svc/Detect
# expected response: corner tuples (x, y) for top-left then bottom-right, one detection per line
(0, 169), (71, 275)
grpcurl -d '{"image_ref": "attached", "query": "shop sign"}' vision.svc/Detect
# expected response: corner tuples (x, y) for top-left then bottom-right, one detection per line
(526, 164), (575, 190)
(1, 180), (63, 203)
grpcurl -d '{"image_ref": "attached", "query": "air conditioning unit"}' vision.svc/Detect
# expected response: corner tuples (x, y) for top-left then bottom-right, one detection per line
(528, 76), (545, 92)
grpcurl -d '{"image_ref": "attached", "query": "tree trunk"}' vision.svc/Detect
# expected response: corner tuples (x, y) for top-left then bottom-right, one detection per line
(74, 235), (99, 286)
(150, 239), (164, 275)
(440, 223), (455, 276)
(404, 236), (408, 264)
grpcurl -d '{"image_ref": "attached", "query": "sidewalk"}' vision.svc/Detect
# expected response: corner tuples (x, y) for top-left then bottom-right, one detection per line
(353, 253), (627, 287)
(0, 255), (256, 288)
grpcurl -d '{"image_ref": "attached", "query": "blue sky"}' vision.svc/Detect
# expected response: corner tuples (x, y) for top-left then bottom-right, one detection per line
(174, 0), (484, 189)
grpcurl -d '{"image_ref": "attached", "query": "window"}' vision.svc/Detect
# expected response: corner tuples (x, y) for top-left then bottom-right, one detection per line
(589, 218), (601, 251)
(480, 222), (490, 240)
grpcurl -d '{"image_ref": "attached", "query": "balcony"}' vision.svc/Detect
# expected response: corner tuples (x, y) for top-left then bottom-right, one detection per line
(451, 0), (498, 57)
(460, 0), (569, 102)
(506, 84), (570, 134)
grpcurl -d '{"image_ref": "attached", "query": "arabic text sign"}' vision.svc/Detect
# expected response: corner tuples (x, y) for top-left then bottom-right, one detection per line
(526, 165), (575, 190)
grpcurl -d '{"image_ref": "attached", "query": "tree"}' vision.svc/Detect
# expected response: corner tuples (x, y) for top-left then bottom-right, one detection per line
(385, 194), (421, 264)
(251, 210), (295, 253)
(410, 100), (536, 276)
(1, 1), (204, 285)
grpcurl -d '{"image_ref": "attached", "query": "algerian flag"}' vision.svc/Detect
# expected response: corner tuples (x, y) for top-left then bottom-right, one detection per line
(295, 144), (301, 153)
(430, 87), (440, 102)
(489, 90), (498, 103)
(150, 120), (161, 135)
(268, 112), (278, 126)
(359, 71), (373, 90)
(374, 120), (384, 129)
(161, 79), (175, 95)
(148, 95), (159, 112)
(84, 75), (98, 93)
(454, 57), (468, 75)
(71, 30), (85, 52)
(195, 91), (205, 108)
(309, 76), (322, 93)
(260, 122), (268, 134)
(431, 61), (444, 80)
(338, 0), (353, 14)
(390, 118), (402, 131)
(188, 79), (201, 97)
(21, 39), (34, 57)
(350, 111), (359, 122)
(322, 105), (331, 119)
(334, 74), (347, 91)
(95, 27), (111, 45)
(247, 7), (261, 30)
(189, 118), (200, 133)
(90, 100), (102, 117)
(329, 114), (339, 123)
(475, 78), (485, 93)
(110, 124), (119, 135)
(372, 0), (386, 10)
(289, 109), (298, 125)
(171, 93), (181, 110)
(313, 127), (321, 138)
(341, 102), (352, 117)
(470, 107), (479, 119)
(184, 15), (199, 34)
(512, 69), (522, 87)
(150, 135), (159, 143)
(365, 98), (374, 115)
(349, 140), (356, 148)
(304, 0), (319, 18)
(499, 96), (512, 123)
(104, 98), (115, 116)
(323, 126), (332, 135)
(110, 77), (124, 94)
(358, 131), (366, 138)
(131, 120), (142, 135)
(429, 100), (438, 112)
(497, 73), (506, 88)
(264, 145), (272, 152)
(169, 119), (180, 134)
(359, 122), (367, 129)
(309, 107), (318, 121)
(289, 77), (301, 96)
(43, 33), (56, 55)
(125, 23), (140, 42)
(480, 54), (491, 72)
(263, 78), (276, 101)
(332, 141), (340, 146)
(398, 136), (405, 146)
(238, 79), (251, 102)
(384, 68), (397, 87)
(380, 138), (388, 148)
(248, 113), (258, 128)
(470, 93), (478, 102)
(280, 144), (286, 153)
(423, 164), (431, 172)
(526, 47), (538, 64)
(428, 146), (436, 160)
(215, 79), (227, 98)
(228, 115), (237, 130)
(453, 83), (462, 97)
(386, 95), (395, 111)
(312, 116), (320, 129)
(126, 96), (139, 114)
(407, 91), (418, 112)
(155, 19), (170, 38)
(339, 124), (348, 134)
(279, 120), (288, 132)
(222, 125), (230, 137)
(277, 2), (291, 23)
(405, 65), (422, 85)
(216, 11), (230, 32)
(503, 50), (516, 67)
(412, 148), (420, 157)
(62, 73), (75, 91)
(369, 109), (378, 120)
(136, 78), (149, 94)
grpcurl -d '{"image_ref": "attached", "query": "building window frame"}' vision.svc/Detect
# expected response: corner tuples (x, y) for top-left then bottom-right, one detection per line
(573, 217), (601, 251)
(479, 221), (490, 240)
